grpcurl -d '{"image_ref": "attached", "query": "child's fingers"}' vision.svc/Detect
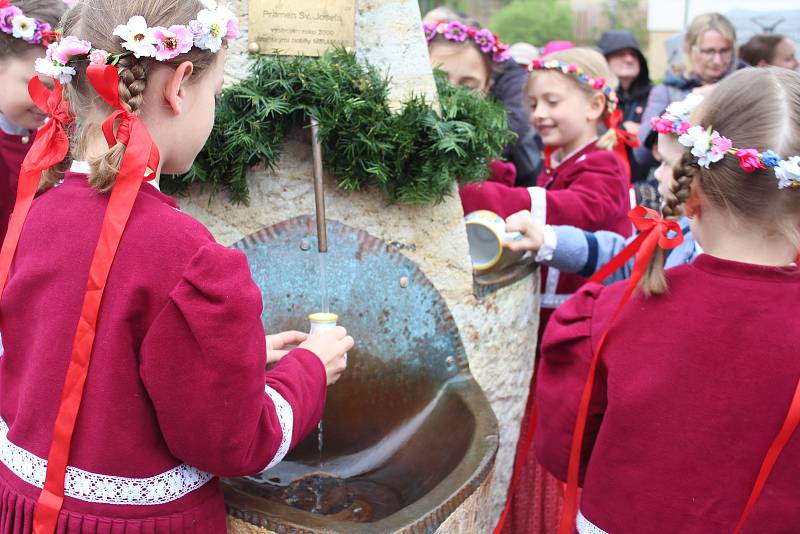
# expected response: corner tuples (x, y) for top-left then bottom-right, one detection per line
(505, 210), (533, 234)
(504, 237), (539, 253)
(339, 336), (354, 354)
(274, 330), (308, 347)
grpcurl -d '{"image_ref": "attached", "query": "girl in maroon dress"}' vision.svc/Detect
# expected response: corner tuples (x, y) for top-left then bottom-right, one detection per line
(0, 0), (65, 243)
(0, 1), (352, 532)
(537, 67), (800, 533)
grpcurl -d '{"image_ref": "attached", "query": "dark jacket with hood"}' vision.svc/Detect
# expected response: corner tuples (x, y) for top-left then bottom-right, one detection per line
(491, 60), (544, 187)
(598, 31), (653, 182)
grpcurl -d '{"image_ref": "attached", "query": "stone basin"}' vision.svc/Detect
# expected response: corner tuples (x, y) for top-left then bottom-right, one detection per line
(223, 216), (499, 533)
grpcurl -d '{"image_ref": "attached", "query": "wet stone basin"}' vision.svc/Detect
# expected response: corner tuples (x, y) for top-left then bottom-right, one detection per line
(223, 217), (498, 533)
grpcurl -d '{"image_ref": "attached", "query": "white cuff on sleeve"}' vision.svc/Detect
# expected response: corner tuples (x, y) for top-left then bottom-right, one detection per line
(534, 224), (558, 263)
(528, 186), (547, 227)
(262, 385), (294, 470)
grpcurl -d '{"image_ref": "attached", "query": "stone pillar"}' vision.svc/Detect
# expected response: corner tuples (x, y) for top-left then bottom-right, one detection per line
(182, 0), (540, 529)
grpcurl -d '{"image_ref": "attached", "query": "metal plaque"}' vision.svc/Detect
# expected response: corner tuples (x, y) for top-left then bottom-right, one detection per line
(248, 0), (356, 57)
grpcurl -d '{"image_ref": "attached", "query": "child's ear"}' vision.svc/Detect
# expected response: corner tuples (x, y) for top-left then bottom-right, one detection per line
(587, 92), (605, 121)
(164, 61), (194, 115)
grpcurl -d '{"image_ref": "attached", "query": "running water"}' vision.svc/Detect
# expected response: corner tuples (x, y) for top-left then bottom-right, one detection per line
(316, 251), (329, 511)
(318, 251), (329, 313)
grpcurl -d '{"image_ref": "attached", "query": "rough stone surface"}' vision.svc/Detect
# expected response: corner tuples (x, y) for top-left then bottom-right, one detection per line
(354, 0), (439, 108)
(435, 469), (496, 533)
(183, 0), (540, 530)
(228, 517), (276, 534)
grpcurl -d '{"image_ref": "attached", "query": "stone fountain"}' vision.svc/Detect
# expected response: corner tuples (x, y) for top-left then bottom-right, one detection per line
(178, 1), (541, 532)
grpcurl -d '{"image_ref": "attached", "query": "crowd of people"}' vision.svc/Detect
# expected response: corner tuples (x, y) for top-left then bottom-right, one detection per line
(423, 7), (800, 534)
(0, 1), (798, 533)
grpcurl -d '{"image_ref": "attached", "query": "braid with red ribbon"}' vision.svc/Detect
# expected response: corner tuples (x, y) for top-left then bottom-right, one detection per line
(0, 77), (72, 297)
(492, 207), (683, 534)
(556, 206), (683, 534)
(32, 64), (160, 534)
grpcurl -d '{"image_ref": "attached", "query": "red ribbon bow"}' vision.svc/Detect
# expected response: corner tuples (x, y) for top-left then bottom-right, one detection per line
(87, 64), (161, 172)
(606, 108), (641, 182)
(557, 206), (683, 534)
(32, 65), (160, 534)
(0, 0), (9, 8)
(0, 77), (73, 297)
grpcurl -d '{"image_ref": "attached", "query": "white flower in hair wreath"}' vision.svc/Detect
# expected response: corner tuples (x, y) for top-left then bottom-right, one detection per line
(776, 156), (800, 190)
(34, 2), (238, 83)
(664, 92), (704, 121)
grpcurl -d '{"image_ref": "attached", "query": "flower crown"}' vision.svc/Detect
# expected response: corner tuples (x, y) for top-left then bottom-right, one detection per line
(423, 21), (510, 64)
(527, 58), (619, 112)
(0, 0), (57, 46)
(651, 94), (800, 189)
(35, 1), (239, 84)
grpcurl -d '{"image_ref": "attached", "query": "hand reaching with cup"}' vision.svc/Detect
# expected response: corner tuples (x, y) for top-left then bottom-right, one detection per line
(299, 326), (353, 385)
(504, 210), (545, 253)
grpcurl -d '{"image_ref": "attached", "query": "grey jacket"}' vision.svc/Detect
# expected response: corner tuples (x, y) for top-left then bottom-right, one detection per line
(548, 217), (699, 284)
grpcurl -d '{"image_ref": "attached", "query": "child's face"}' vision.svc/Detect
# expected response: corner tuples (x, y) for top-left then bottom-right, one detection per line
(0, 47), (48, 131)
(160, 51), (226, 175)
(654, 134), (682, 199)
(527, 71), (604, 151)
(428, 41), (492, 95)
(771, 38), (798, 71)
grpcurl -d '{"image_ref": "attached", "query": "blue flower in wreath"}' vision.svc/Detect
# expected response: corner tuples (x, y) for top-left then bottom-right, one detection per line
(761, 150), (781, 168)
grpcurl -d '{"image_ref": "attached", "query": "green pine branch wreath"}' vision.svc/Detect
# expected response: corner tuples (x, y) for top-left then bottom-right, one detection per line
(161, 49), (516, 205)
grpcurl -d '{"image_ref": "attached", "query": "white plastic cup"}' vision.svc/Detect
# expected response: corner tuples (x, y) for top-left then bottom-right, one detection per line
(308, 312), (347, 365)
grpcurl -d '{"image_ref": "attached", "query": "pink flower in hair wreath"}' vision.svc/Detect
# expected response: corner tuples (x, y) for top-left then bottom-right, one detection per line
(0, 5), (21, 34)
(48, 35), (91, 65)
(492, 42), (510, 63)
(474, 29), (495, 53)
(710, 132), (733, 158)
(443, 21), (467, 42)
(89, 49), (110, 66)
(735, 149), (766, 173)
(153, 25), (193, 61)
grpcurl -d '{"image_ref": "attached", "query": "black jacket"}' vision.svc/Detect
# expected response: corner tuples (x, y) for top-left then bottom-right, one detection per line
(491, 61), (544, 187)
(598, 30), (654, 182)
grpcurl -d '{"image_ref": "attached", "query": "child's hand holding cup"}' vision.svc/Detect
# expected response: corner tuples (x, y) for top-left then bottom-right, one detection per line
(504, 210), (545, 253)
(301, 313), (352, 386)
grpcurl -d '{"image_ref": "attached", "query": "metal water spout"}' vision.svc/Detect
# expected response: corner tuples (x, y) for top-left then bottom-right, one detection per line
(310, 117), (327, 253)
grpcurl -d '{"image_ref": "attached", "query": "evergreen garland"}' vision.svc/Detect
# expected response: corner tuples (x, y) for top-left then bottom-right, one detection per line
(161, 49), (516, 205)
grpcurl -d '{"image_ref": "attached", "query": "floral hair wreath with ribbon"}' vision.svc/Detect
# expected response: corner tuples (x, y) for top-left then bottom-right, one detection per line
(651, 93), (800, 190)
(423, 20), (510, 64)
(527, 58), (619, 112)
(35, 0), (239, 84)
(0, 0), (58, 46)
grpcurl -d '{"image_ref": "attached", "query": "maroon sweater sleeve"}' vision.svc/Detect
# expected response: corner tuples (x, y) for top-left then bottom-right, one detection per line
(459, 181), (531, 218)
(140, 242), (327, 477)
(534, 283), (608, 483)
(545, 151), (630, 231)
